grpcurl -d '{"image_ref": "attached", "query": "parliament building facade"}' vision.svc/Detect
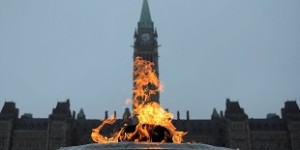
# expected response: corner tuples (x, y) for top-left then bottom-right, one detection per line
(1, 99), (300, 150)
(1, 1), (300, 150)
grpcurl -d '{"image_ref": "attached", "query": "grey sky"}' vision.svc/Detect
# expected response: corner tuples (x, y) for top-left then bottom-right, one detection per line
(0, 0), (299, 119)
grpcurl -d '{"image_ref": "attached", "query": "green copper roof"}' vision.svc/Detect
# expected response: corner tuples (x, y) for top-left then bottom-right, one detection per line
(78, 108), (85, 117)
(212, 108), (220, 118)
(139, 0), (153, 28)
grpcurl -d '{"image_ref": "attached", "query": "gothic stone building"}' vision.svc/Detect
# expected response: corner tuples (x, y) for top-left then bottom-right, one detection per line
(0, 99), (300, 150)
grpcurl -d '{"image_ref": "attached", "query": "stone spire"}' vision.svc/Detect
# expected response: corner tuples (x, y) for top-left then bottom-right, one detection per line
(77, 108), (86, 120)
(211, 108), (220, 120)
(123, 107), (131, 121)
(139, 0), (153, 28)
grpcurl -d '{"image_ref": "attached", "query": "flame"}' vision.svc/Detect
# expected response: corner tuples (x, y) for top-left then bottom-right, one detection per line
(91, 56), (187, 143)
(133, 57), (160, 108)
(91, 118), (118, 143)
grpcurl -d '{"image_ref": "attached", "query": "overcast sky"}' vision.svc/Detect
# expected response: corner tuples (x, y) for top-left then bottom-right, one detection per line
(0, 0), (299, 119)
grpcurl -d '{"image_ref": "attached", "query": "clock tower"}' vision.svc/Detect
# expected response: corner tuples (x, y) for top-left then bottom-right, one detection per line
(133, 0), (160, 105)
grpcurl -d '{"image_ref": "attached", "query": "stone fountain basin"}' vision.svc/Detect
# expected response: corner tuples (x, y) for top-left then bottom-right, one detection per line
(58, 142), (235, 150)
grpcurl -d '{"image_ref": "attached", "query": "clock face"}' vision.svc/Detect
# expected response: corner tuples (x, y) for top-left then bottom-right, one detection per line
(141, 33), (150, 42)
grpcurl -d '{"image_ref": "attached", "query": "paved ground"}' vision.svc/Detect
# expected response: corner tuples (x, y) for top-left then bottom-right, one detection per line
(59, 142), (235, 150)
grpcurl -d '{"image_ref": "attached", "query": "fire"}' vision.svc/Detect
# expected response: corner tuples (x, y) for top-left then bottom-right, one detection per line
(91, 57), (187, 143)
(132, 56), (160, 108)
(91, 118), (118, 143)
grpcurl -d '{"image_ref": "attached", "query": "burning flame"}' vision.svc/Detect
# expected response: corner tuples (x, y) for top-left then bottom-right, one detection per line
(91, 57), (187, 143)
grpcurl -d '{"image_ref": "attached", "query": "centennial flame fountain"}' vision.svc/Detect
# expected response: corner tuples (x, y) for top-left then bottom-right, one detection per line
(91, 57), (186, 143)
